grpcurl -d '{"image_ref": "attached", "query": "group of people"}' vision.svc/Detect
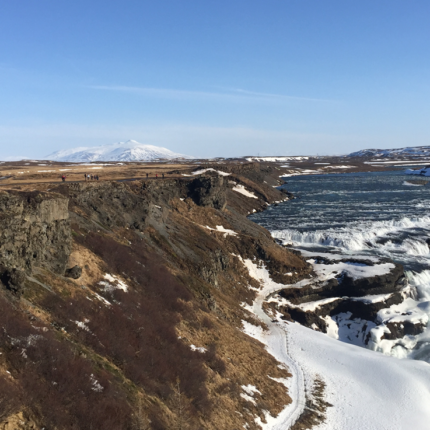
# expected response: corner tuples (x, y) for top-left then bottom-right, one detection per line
(146, 173), (165, 179)
(61, 172), (168, 182)
(61, 173), (101, 182)
(85, 173), (100, 181)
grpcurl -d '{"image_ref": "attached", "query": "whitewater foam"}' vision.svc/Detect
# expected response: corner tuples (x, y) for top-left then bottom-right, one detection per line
(251, 170), (430, 362)
(272, 215), (430, 252)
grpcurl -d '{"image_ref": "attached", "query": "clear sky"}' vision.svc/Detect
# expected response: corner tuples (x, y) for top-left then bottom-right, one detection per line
(0, 0), (429, 159)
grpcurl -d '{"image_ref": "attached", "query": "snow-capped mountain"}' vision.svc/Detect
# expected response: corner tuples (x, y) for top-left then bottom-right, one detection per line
(348, 146), (430, 158)
(45, 140), (192, 162)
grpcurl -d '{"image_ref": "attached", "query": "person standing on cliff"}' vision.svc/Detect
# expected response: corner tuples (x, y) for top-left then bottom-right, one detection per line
(146, 173), (149, 179)
(84, 173), (87, 181)
(156, 174), (158, 179)
(162, 173), (165, 179)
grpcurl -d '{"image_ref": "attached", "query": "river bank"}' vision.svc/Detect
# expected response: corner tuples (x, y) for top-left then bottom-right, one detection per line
(248, 169), (430, 429)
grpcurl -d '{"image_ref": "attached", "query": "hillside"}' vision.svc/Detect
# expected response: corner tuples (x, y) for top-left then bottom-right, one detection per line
(0, 163), (320, 430)
(348, 145), (430, 159)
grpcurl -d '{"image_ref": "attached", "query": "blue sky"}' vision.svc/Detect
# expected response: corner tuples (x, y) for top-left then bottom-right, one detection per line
(0, 0), (429, 159)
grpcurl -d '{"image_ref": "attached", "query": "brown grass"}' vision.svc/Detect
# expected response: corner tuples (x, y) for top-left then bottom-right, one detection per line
(0, 294), (133, 430)
(291, 376), (332, 430)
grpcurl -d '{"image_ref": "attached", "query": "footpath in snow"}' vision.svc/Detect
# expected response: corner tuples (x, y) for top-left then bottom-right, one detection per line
(240, 257), (306, 429)
(240, 258), (430, 430)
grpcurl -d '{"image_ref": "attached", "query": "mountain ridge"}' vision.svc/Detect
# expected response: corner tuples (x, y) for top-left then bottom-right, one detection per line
(45, 140), (192, 162)
(347, 145), (430, 158)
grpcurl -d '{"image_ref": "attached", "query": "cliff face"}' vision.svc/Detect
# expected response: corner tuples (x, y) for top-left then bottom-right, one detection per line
(63, 175), (229, 231)
(0, 191), (71, 275)
(0, 167), (311, 430)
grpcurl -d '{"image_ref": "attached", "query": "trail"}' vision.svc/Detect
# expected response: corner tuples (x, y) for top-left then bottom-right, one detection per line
(243, 257), (430, 430)
(242, 258), (307, 429)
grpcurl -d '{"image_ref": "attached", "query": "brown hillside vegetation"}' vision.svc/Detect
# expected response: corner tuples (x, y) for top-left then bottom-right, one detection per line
(0, 162), (314, 429)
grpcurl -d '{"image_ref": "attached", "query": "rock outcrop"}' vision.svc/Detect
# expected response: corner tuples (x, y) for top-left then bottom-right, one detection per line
(0, 191), (71, 275)
(271, 254), (423, 347)
(188, 176), (228, 210)
(65, 265), (82, 279)
(0, 267), (26, 296)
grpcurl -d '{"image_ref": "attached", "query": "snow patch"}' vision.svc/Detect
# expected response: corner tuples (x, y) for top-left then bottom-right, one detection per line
(98, 274), (128, 293)
(190, 345), (207, 353)
(90, 374), (104, 392)
(74, 319), (90, 332)
(191, 168), (230, 176)
(233, 185), (258, 199)
(308, 259), (395, 281)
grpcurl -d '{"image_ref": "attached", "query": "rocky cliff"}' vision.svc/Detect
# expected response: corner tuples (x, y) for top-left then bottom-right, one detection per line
(0, 165), (311, 430)
(0, 191), (71, 299)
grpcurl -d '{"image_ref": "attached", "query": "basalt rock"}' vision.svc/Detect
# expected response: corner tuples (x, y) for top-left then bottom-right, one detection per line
(333, 263), (405, 297)
(276, 258), (408, 341)
(383, 320), (426, 339)
(0, 191), (71, 274)
(280, 263), (405, 305)
(277, 292), (405, 334)
(280, 306), (328, 332)
(65, 265), (82, 279)
(0, 267), (26, 296)
(57, 175), (229, 232)
(187, 176), (228, 210)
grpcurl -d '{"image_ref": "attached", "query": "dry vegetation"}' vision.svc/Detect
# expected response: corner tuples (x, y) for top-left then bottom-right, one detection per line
(0, 160), (195, 189)
(0, 160), (322, 429)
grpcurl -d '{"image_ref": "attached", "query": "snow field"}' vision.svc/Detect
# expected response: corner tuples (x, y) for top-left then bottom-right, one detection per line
(238, 257), (430, 430)
(288, 322), (430, 430)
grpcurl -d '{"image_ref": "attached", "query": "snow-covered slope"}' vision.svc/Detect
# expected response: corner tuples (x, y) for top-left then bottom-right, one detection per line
(405, 166), (430, 176)
(348, 146), (430, 158)
(45, 140), (192, 162)
(241, 258), (430, 430)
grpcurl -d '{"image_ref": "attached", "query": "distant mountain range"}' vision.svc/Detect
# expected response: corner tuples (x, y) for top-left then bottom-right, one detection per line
(348, 146), (430, 158)
(45, 140), (192, 162)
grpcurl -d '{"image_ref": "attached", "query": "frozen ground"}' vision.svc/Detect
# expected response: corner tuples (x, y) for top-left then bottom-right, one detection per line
(239, 257), (306, 429)
(240, 258), (430, 430)
(288, 322), (430, 430)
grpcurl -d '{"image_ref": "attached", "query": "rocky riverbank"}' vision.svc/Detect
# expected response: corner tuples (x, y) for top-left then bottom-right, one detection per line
(265, 245), (422, 355)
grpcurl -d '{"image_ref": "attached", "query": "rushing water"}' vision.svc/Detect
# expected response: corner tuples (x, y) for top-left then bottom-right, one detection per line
(249, 170), (430, 361)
